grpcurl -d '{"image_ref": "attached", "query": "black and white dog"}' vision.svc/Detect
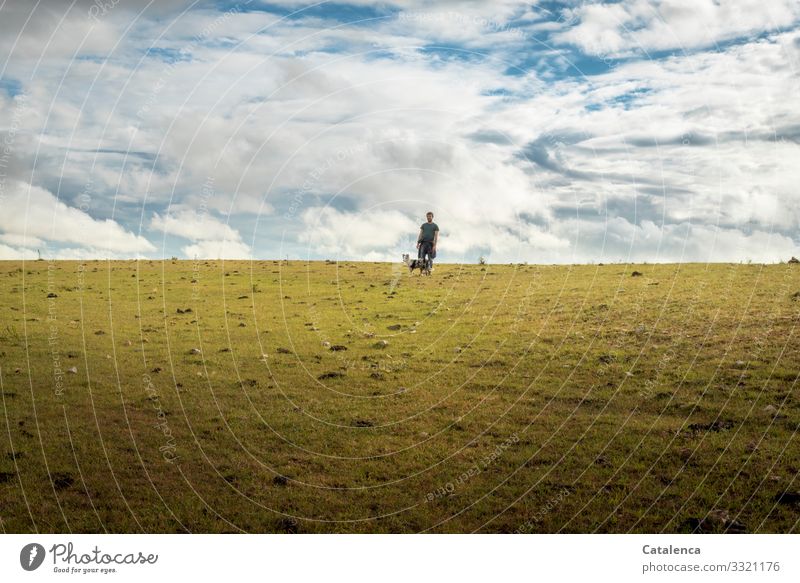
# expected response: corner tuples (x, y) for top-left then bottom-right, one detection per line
(403, 253), (432, 276)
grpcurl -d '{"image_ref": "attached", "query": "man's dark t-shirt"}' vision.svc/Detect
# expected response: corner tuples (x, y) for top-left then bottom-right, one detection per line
(419, 222), (439, 243)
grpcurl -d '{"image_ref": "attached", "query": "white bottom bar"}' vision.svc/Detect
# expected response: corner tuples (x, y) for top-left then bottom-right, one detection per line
(1, 534), (795, 582)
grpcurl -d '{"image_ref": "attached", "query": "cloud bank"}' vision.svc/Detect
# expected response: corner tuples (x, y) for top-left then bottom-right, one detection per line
(0, 0), (798, 262)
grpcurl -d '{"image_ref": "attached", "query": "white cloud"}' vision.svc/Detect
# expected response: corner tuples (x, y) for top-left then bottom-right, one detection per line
(547, 217), (800, 264)
(0, 243), (38, 260)
(150, 208), (241, 241)
(0, 181), (155, 254)
(149, 208), (252, 259)
(299, 207), (418, 257)
(557, 0), (800, 56)
(181, 239), (251, 259)
(0, 232), (45, 248)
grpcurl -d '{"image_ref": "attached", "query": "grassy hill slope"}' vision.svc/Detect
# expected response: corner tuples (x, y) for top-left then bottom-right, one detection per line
(1, 259), (799, 533)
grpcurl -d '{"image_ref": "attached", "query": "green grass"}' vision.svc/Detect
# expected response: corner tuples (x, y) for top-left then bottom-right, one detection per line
(1, 259), (799, 533)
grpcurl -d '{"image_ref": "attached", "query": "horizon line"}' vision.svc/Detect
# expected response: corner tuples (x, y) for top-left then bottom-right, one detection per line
(1, 258), (797, 266)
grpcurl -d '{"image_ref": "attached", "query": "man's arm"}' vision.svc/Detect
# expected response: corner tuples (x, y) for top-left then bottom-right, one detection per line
(433, 228), (439, 249)
(417, 228), (423, 248)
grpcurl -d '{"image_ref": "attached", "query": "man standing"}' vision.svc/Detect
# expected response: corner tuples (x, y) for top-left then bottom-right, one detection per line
(417, 211), (439, 271)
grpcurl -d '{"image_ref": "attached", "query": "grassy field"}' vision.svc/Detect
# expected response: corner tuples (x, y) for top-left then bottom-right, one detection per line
(0, 259), (799, 533)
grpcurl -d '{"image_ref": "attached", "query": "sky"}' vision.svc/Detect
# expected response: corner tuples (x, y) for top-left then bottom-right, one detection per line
(0, 0), (799, 263)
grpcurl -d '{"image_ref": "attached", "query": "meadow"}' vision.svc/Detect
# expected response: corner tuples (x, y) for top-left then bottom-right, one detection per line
(0, 259), (798, 533)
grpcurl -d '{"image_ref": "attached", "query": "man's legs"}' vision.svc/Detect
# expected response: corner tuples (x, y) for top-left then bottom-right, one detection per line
(420, 241), (433, 271)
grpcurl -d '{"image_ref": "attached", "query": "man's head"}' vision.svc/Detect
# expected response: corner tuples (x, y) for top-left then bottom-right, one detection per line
(426, 211), (434, 222)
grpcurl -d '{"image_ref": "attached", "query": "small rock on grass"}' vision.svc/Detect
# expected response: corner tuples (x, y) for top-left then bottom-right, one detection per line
(67, 367), (78, 374)
(276, 517), (299, 534)
(189, 348), (201, 355)
(52, 472), (74, 491)
(774, 491), (800, 506)
(373, 340), (389, 349)
(684, 509), (746, 533)
(687, 420), (734, 433)
(329, 345), (348, 351)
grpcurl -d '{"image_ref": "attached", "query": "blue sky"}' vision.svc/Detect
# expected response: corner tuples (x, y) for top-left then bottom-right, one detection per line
(1, 0), (799, 262)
